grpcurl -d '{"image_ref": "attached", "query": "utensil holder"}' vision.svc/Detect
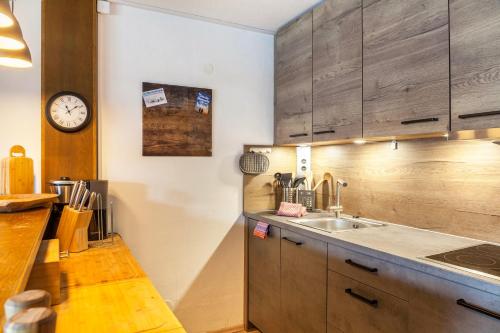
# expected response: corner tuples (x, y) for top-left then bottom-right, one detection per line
(298, 190), (315, 212)
(56, 206), (93, 253)
(282, 187), (298, 203)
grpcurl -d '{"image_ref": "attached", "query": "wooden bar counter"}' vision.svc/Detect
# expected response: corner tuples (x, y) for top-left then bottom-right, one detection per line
(0, 208), (185, 333)
(0, 208), (51, 328)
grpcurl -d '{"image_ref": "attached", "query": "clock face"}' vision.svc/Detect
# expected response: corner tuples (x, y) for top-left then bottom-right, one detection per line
(46, 92), (91, 132)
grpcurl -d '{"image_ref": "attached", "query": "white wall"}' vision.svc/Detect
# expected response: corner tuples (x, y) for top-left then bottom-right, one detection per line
(99, 4), (274, 332)
(0, 1), (41, 191)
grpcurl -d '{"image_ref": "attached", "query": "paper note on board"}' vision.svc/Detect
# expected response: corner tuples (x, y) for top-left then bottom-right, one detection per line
(195, 91), (211, 115)
(143, 88), (168, 108)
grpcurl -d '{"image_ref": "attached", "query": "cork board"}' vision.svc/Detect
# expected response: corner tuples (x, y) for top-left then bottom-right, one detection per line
(142, 82), (212, 156)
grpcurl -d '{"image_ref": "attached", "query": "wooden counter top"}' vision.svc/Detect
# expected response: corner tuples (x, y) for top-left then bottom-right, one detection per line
(53, 236), (186, 333)
(0, 208), (51, 324)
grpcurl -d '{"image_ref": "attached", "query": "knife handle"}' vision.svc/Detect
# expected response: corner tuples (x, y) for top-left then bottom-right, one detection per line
(79, 190), (90, 211)
(68, 182), (79, 207)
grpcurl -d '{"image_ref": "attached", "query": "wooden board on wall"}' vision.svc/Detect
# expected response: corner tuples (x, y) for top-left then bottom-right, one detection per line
(312, 139), (500, 243)
(41, 0), (97, 191)
(142, 82), (212, 156)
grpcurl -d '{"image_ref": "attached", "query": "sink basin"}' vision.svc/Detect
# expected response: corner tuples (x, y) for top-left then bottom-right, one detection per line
(289, 216), (385, 233)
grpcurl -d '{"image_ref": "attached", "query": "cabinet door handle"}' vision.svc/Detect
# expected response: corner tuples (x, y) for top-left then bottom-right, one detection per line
(313, 130), (336, 135)
(345, 259), (378, 273)
(345, 288), (378, 308)
(282, 237), (303, 246)
(457, 299), (500, 320)
(289, 133), (308, 138)
(458, 110), (500, 119)
(401, 117), (439, 125)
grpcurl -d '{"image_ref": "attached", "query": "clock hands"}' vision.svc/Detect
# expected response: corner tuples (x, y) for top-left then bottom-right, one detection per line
(64, 105), (83, 115)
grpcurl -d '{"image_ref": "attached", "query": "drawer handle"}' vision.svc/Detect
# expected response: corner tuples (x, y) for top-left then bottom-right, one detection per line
(282, 237), (303, 246)
(313, 130), (336, 135)
(457, 299), (500, 320)
(345, 288), (378, 308)
(458, 110), (500, 119)
(345, 259), (378, 273)
(401, 117), (439, 125)
(289, 133), (308, 138)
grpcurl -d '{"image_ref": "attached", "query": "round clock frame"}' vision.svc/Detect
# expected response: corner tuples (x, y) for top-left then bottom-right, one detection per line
(45, 91), (92, 133)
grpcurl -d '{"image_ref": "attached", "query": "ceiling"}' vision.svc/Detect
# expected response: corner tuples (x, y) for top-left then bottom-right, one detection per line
(109, 0), (323, 34)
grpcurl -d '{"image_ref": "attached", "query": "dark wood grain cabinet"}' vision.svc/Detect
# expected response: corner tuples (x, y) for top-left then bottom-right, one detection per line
(275, 12), (313, 145)
(312, 0), (362, 142)
(450, 0), (500, 131)
(362, 0), (450, 138)
(281, 229), (327, 333)
(247, 219), (281, 333)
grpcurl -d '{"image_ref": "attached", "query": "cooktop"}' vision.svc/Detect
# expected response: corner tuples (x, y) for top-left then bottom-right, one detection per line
(426, 244), (500, 280)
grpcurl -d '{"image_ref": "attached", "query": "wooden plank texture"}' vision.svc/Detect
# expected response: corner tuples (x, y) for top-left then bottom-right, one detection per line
(363, 0), (450, 137)
(275, 13), (313, 145)
(142, 82), (212, 156)
(312, 139), (500, 242)
(313, 0), (362, 142)
(0, 208), (51, 326)
(41, 0), (97, 191)
(450, 0), (500, 131)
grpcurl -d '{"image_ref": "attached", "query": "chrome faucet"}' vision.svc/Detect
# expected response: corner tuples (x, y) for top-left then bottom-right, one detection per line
(328, 179), (348, 218)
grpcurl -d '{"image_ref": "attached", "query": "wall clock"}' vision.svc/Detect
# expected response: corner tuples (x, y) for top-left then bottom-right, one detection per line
(45, 91), (91, 133)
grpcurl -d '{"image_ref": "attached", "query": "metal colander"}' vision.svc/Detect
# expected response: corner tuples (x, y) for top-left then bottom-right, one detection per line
(239, 152), (269, 175)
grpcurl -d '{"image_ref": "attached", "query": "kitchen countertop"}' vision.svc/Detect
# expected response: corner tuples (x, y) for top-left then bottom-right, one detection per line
(245, 211), (500, 295)
(0, 208), (51, 328)
(53, 235), (186, 333)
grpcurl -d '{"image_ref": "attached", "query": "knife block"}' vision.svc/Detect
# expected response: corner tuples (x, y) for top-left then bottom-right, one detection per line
(56, 206), (93, 253)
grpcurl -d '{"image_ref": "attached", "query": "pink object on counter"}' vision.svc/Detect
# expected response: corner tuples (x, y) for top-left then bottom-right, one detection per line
(277, 202), (307, 218)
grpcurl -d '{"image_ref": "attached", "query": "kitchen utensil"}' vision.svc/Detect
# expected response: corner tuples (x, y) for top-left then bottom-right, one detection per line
(0, 194), (58, 213)
(280, 173), (293, 188)
(68, 181), (79, 207)
(313, 179), (328, 191)
(274, 172), (282, 186)
(293, 176), (306, 188)
(72, 182), (86, 208)
(0, 145), (34, 195)
(4, 307), (57, 333)
(78, 189), (90, 211)
(47, 177), (77, 204)
(282, 187), (298, 203)
(239, 152), (270, 175)
(87, 192), (96, 210)
(298, 190), (315, 212)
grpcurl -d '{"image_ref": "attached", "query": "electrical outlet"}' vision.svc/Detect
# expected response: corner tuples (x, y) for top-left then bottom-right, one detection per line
(296, 146), (311, 177)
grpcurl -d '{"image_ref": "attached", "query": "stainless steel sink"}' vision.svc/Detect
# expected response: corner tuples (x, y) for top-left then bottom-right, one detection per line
(289, 216), (385, 233)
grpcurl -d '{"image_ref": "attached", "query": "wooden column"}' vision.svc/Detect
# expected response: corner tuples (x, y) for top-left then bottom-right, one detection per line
(41, 0), (97, 191)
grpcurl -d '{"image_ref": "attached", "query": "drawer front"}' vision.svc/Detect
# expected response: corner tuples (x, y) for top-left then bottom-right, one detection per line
(328, 243), (411, 300)
(409, 271), (500, 333)
(328, 271), (409, 333)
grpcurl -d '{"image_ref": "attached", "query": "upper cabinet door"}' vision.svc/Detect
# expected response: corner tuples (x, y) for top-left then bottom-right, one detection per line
(275, 12), (313, 145)
(450, 0), (500, 131)
(313, 0), (362, 142)
(363, 0), (450, 138)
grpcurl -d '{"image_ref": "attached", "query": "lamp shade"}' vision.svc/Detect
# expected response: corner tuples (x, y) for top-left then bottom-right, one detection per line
(0, 14), (25, 50)
(0, 45), (32, 68)
(0, 0), (14, 28)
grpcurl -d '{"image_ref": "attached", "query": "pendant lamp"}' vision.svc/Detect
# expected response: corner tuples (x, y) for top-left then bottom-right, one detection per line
(0, 0), (32, 68)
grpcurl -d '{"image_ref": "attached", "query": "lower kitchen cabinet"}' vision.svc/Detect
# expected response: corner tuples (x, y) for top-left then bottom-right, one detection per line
(247, 219), (281, 333)
(328, 270), (409, 333)
(409, 272), (500, 333)
(281, 229), (327, 333)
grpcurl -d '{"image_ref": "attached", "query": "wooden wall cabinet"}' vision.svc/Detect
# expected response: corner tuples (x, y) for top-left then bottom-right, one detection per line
(313, 0), (362, 142)
(281, 229), (327, 333)
(247, 219), (281, 333)
(275, 12), (313, 145)
(362, 0), (450, 138)
(450, 0), (500, 131)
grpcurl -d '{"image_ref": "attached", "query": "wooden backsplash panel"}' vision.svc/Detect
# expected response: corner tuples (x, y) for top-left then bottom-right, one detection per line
(243, 146), (296, 213)
(41, 0), (97, 190)
(312, 139), (500, 242)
